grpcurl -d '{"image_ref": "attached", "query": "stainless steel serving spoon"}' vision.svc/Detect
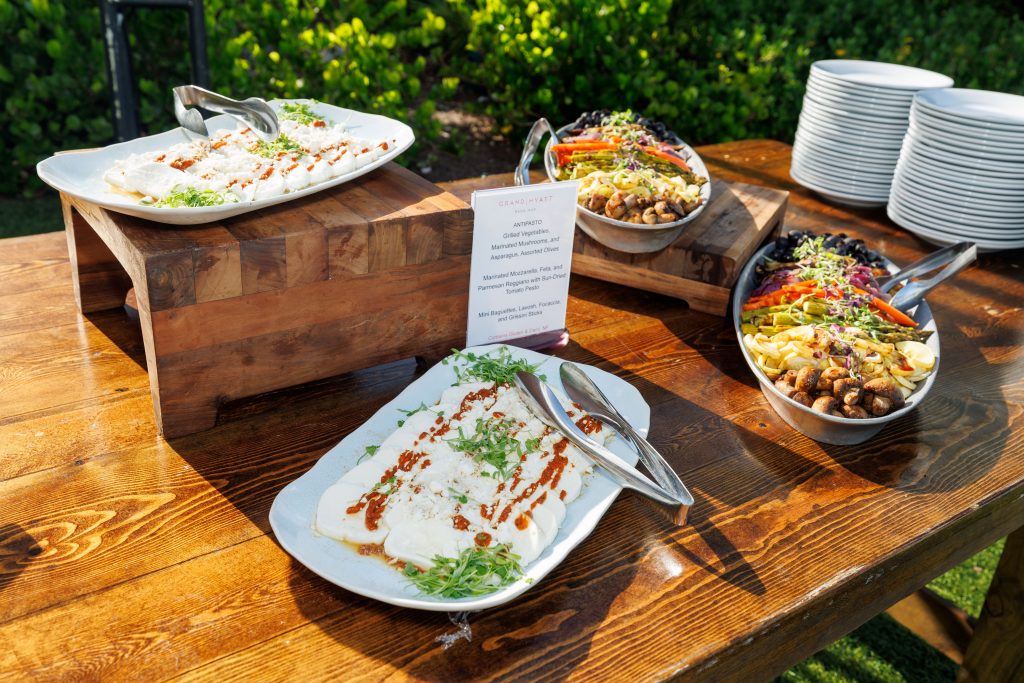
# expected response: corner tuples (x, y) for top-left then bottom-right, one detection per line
(173, 85), (280, 142)
(559, 362), (694, 505)
(879, 241), (977, 311)
(514, 371), (690, 525)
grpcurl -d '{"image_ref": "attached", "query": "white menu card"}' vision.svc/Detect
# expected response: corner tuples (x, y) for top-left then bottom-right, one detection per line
(466, 182), (580, 347)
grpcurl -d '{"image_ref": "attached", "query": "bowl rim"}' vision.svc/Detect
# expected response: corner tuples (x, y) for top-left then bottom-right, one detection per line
(542, 120), (712, 231)
(732, 237), (941, 428)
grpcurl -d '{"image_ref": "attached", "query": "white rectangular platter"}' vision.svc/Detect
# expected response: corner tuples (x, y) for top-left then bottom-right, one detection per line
(268, 344), (649, 612)
(35, 99), (415, 226)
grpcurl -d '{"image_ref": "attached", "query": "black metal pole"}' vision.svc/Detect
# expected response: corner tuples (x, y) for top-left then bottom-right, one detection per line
(99, 0), (141, 141)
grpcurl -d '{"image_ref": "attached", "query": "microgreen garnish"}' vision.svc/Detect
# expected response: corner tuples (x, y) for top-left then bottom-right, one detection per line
(372, 475), (399, 496)
(442, 346), (545, 385)
(142, 187), (239, 208)
(278, 101), (327, 126)
(253, 133), (303, 158)
(356, 444), (379, 464)
(448, 488), (470, 504)
(447, 417), (538, 480)
(403, 544), (523, 598)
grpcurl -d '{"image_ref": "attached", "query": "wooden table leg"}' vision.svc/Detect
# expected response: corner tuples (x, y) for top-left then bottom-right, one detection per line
(958, 525), (1024, 682)
(62, 200), (133, 313)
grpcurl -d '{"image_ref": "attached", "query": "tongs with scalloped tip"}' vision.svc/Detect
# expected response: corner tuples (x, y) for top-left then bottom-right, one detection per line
(879, 241), (977, 312)
(173, 85), (279, 142)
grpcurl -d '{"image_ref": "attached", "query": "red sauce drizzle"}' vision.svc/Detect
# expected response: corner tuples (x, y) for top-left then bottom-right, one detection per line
(553, 438), (569, 456)
(420, 458), (431, 470)
(313, 120), (326, 128)
(452, 515), (470, 531)
(559, 490), (567, 501)
(307, 164), (315, 172)
(435, 416), (444, 425)
(212, 140), (227, 150)
(358, 543), (384, 556)
(155, 154), (166, 162)
(496, 453), (569, 525)
(286, 163), (298, 172)
(492, 411), (505, 419)
(453, 387), (495, 420)
(170, 158), (195, 171)
(576, 415), (602, 435)
(474, 532), (492, 547)
(514, 512), (530, 530)
(346, 491), (389, 531)
(380, 141), (389, 151)
(397, 449), (426, 472)
(260, 166), (275, 180)
(531, 491), (548, 510)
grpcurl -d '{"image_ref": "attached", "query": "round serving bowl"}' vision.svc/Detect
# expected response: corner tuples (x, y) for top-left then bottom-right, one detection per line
(732, 238), (941, 445)
(516, 117), (712, 254)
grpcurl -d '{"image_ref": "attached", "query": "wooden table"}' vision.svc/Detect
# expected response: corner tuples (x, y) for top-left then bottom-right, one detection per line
(2, 140), (1022, 681)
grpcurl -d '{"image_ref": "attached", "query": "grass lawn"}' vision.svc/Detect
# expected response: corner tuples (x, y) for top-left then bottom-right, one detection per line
(0, 196), (1005, 682)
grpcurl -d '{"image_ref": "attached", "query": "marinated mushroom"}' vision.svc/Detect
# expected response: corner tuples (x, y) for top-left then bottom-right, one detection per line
(833, 377), (863, 406)
(840, 404), (870, 420)
(795, 367), (821, 393)
(812, 396), (837, 414)
(863, 378), (906, 411)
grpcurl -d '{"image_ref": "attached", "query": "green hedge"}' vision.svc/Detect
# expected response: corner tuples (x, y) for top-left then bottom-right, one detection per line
(2, 0), (1022, 195)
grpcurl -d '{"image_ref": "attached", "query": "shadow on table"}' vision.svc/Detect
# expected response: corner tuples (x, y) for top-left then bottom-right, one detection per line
(81, 306), (147, 370)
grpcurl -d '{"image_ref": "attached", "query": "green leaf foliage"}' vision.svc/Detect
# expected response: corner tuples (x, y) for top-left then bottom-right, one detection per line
(3, 0), (1023, 197)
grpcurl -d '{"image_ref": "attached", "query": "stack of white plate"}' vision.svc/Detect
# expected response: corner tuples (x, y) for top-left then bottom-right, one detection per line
(889, 89), (1024, 251)
(791, 60), (953, 207)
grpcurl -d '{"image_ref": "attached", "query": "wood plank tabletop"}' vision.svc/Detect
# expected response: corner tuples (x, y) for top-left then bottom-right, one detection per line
(2, 140), (1023, 682)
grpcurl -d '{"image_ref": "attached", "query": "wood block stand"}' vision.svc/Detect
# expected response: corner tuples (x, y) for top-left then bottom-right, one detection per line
(61, 164), (473, 438)
(571, 179), (788, 314)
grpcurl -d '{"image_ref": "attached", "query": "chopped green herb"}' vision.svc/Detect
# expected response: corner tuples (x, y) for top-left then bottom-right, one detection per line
(278, 101), (327, 126)
(447, 416), (538, 480)
(356, 444), (379, 464)
(372, 474), (399, 496)
(403, 544), (523, 598)
(443, 346), (545, 385)
(142, 186), (239, 208)
(448, 488), (470, 504)
(252, 133), (303, 158)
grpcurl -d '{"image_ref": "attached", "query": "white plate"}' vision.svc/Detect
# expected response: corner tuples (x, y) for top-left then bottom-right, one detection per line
(733, 239), (940, 445)
(906, 120), (1024, 158)
(36, 99), (416, 226)
(791, 151), (895, 188)
(900, 141), (1024, 180)
(889, 196), (1024, 240)
(796, 116), (906, 149)
(803, 88), (911, 120)
(897, 159), (1024, 195)
(792, 139), (898, 173)
(790, 164), (889, 206)
(905, 133), (1024, 174)
(892, 173), (1024, 215)
(911, 109), (1024, 146)
(806, 79), (915, 108)
(915, 89), (1024, 127)
(790, 158), (893, 193)
(811, 60), (954, 91)
(890, 191), (1024, 234)
(268, 344), (651, 612)
(888, 203), (1024, 251)
(911, 102), (1024, 140)
(801, 98), (909, 130)
(806, 72), (916, 102)
(794, 128), (902, 162)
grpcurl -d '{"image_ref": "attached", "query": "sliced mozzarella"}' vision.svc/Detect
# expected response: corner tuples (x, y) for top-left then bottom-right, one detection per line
(122, 161), (189, 199)
(315, 480), (389, 544)
(384, 518), (465, 568)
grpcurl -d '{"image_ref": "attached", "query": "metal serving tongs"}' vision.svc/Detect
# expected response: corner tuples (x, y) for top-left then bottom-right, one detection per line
(879, 241), (977, 312)
(514, 371), (692, 526)
(559, 362), (693, 505)
(514, 118), (557, 187)
(173, 85), (280, 142)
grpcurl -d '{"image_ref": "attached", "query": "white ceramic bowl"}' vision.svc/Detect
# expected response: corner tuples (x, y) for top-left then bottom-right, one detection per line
(540, 121), (712, 254)
(733, 238), (940, 445)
